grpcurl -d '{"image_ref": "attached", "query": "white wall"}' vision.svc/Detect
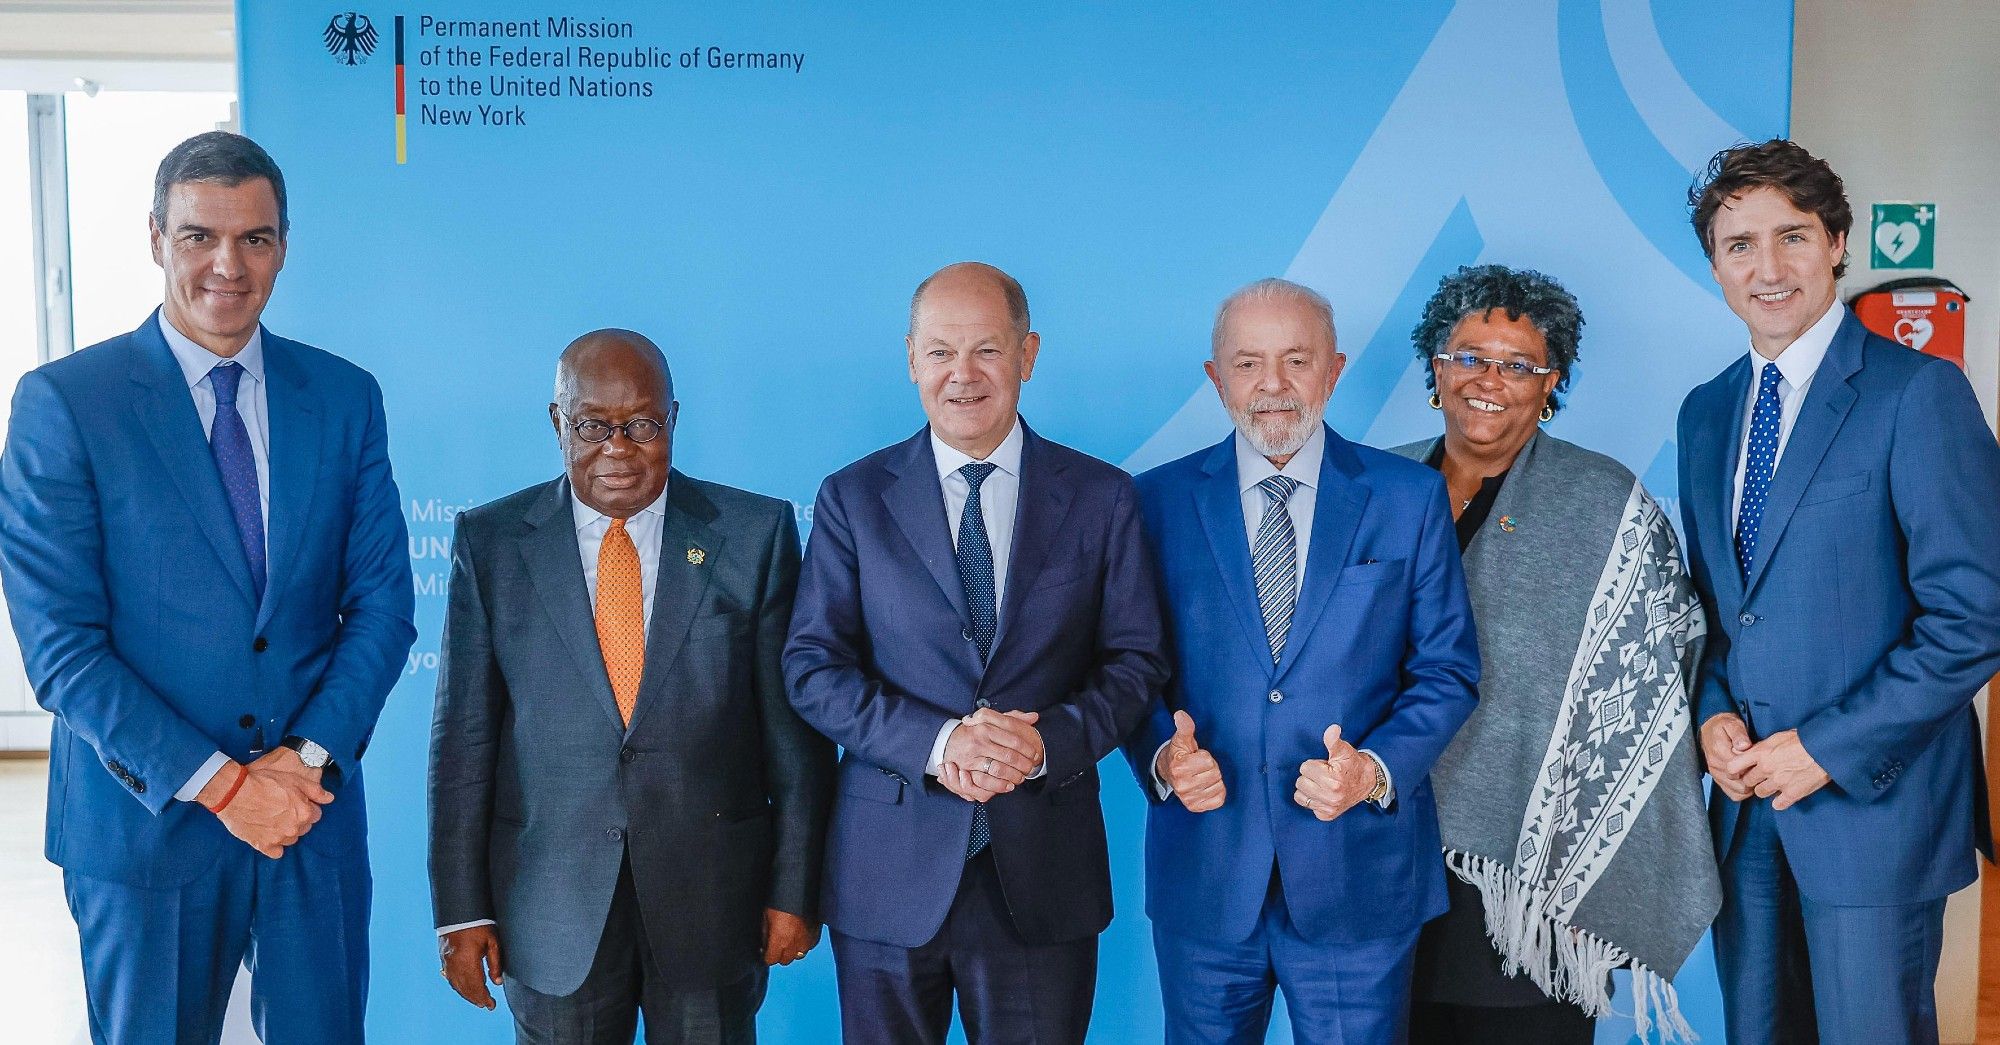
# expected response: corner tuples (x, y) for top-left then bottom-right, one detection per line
(1793, 2), (2000, 1040)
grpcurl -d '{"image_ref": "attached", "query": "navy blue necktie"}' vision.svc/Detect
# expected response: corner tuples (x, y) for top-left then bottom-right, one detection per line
(1735, 363), (1784, 576)
(209, 362), (266, 598)
(955, 461), (998, 859)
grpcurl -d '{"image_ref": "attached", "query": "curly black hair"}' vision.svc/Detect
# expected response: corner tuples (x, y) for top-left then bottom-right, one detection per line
(1410, 264), (1582, 416)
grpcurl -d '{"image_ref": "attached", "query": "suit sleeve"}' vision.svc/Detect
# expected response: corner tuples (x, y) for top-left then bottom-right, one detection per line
(785, 476), (957, 783)
(1796, 360), (2000, 798)
(1120, 498), (1180, 803)
(428, 513), (503, 928)
(1040, 478), (1170, 783)
(755, 506), (835, 919)
(286, 373), (417, 765)
(1678, 395), (1739, 731)
(0, 371), (217, 813)
(1359, 478), (1480, 795)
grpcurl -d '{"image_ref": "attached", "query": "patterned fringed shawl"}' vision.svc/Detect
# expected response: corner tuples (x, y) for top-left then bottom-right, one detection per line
(1396, 432), (1721, 1042)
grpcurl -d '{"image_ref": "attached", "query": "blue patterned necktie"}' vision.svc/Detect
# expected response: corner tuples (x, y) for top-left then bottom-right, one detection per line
(208, 362), (266, 598)
(955, 460), (998, 859)
(1735, 362), (1784, 576)
(1252, 475), (1300, 662)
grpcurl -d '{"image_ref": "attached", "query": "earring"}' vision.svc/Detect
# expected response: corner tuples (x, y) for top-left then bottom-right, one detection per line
(1539, 404), (1554, 423)
(1429, 393), (1442, 410)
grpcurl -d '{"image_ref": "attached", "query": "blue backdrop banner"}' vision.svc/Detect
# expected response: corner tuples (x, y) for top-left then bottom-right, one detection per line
(238, 2), (1792, 1040)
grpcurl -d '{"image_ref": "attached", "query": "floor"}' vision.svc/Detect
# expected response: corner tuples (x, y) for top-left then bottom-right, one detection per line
(0, 757), (255, 1044)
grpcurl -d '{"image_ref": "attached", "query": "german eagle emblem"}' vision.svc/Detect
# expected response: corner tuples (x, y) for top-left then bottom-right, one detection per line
(323, 12), (378, 66)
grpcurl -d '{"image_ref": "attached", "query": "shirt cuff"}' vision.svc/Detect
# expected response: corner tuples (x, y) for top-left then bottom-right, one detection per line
(926, 720), (959, 777)
(437, 919), (496, 937)
(1150, 738), (1174, 800)
(174, 751), (232, 803)
(1360, 749), (1393, 808)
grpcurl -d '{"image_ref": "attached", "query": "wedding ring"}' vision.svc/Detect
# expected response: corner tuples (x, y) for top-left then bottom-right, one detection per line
(794, 951), (807, 959)
(983, 757), (995, 774)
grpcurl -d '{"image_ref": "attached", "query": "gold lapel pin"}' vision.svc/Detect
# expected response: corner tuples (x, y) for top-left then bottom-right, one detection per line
(687, 547), (706, 566)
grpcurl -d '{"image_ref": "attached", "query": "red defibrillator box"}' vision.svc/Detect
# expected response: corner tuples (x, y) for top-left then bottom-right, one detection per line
(1850, 277), (1970, 369)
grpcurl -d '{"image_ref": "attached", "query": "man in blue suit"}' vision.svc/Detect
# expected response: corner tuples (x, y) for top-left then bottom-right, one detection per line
(0, 132), (416, 1044)
(1126, 278), (1479, 1044)
(1677, 140), (2000, 1045)
(785, 262), (1169, 1043)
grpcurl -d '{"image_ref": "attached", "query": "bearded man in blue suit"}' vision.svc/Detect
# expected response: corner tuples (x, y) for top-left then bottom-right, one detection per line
(1677, 140), (2000, 1045)
(0, 132), (415, 1044)
(1126, 278), (1479, 1044)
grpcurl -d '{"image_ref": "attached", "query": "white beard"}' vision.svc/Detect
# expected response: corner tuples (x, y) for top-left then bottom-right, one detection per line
(1231, 396), (1321, 458)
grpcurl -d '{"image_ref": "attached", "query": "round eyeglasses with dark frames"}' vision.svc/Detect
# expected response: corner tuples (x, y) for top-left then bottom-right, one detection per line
(563, 413), (666, 444)
(1433, 352), (1558, 381)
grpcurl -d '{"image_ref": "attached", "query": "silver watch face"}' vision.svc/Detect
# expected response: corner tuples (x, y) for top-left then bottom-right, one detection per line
(295, 740), (331, 768)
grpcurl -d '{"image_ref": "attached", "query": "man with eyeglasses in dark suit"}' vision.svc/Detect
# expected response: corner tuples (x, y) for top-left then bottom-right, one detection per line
(428, 329), (834, 1044)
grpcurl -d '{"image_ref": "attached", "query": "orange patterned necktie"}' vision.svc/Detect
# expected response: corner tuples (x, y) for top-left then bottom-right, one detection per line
(596, 518), (645, 726)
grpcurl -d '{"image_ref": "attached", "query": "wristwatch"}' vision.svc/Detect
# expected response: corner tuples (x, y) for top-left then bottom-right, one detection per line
(1363, 759), (1389, 806)
(281, 735), (332, 770)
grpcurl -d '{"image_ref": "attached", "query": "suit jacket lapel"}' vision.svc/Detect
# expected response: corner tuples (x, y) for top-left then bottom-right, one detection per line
(1695, 358), (1751, 606)
(128, 313), (256, 606)
(624, 474), (722, 736)
(1744, 318), (1863, 599)
(257, 333), (322, 631)
(1275, 427), (1367, 679)
(882, 429), (973, 631)
(989, 424), (1072, 661)
(1193, 437), (1274, 671)
(521, 479), (626, 735)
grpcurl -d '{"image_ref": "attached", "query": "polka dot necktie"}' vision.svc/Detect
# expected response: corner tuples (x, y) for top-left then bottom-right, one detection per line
(596, 518), (645, 726)
(1735, 363), (1785, 576)
(955, 461), (998, 860)
(1252, 475), (1301, 662)
(207, 362), (265, 598)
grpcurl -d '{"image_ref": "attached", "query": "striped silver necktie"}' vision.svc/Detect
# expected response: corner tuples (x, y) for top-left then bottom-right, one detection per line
(1252, 475), (1301, 662)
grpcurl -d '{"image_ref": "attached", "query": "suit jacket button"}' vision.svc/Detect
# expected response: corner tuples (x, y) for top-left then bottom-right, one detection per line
(606, 827), (624, 842)
(620, 748), (637, 764)
(252, 637), (269, 653)
(963, 628), (974, 642)
(1269, 690), (1283, 704)
(239, 714), (256, 729)
(131, 780), (145, 794)
(1737, 613), (1756, 627)
(975, 698), (990, 709)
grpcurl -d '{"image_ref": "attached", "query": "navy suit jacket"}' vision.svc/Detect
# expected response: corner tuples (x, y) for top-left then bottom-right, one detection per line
(785, 422), (1169, 948)
(0, 311), (416, 886)
(1677, 313), (2000, 904)
(1125, 426), (1479, 945)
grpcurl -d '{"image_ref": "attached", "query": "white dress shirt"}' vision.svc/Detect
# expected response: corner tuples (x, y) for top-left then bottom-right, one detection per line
(1731, 302), (1843, 525)
(922, 419), (1045, 781)
(1152, 425), (1392, 806)
(439, 483), (670, 937)
(162, 315), (275, 803)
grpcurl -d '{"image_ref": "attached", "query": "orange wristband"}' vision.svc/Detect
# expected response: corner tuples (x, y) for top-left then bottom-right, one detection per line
(207, 762), (249, 814)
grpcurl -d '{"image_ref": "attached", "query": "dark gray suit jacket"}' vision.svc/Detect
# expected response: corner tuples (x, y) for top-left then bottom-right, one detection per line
(428, 471), (834, 996)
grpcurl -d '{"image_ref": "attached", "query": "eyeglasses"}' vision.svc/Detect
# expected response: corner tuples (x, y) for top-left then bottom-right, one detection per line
(1433, 352), (1558, 381)
(563, 413), (666, 444)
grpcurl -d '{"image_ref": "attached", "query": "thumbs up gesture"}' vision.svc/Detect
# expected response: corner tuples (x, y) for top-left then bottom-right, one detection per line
(1294, 724), (1378, 823)
(1155, 710), (1227, 812)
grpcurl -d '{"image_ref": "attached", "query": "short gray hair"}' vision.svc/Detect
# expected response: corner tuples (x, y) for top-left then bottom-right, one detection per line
(151, 131), (289, 237)
(908, 262), (1030, 341)
(1211, 278), (1337, 358)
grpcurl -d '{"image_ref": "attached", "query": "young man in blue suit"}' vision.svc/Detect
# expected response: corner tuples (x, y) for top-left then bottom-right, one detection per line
(0, 132), (416, 1043)
(785, 262), (1169, 1044)
(1125, 278), (1480, 1044)
(1677, 140), (2000, 1045)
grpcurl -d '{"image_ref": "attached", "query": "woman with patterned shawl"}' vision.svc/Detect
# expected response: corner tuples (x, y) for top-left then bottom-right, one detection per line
(1396, 265), (1720, 1045)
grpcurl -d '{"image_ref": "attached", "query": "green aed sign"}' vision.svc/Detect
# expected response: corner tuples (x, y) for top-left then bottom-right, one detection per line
(1871, 202), (1936, 270)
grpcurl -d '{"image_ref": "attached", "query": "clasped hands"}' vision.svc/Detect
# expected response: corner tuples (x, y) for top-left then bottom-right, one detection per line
(196, 746), (333, 858)
(1155, 713), (1376, 822)
(938, 708), (1043, 802)
(1701, 713), (1830, 810)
